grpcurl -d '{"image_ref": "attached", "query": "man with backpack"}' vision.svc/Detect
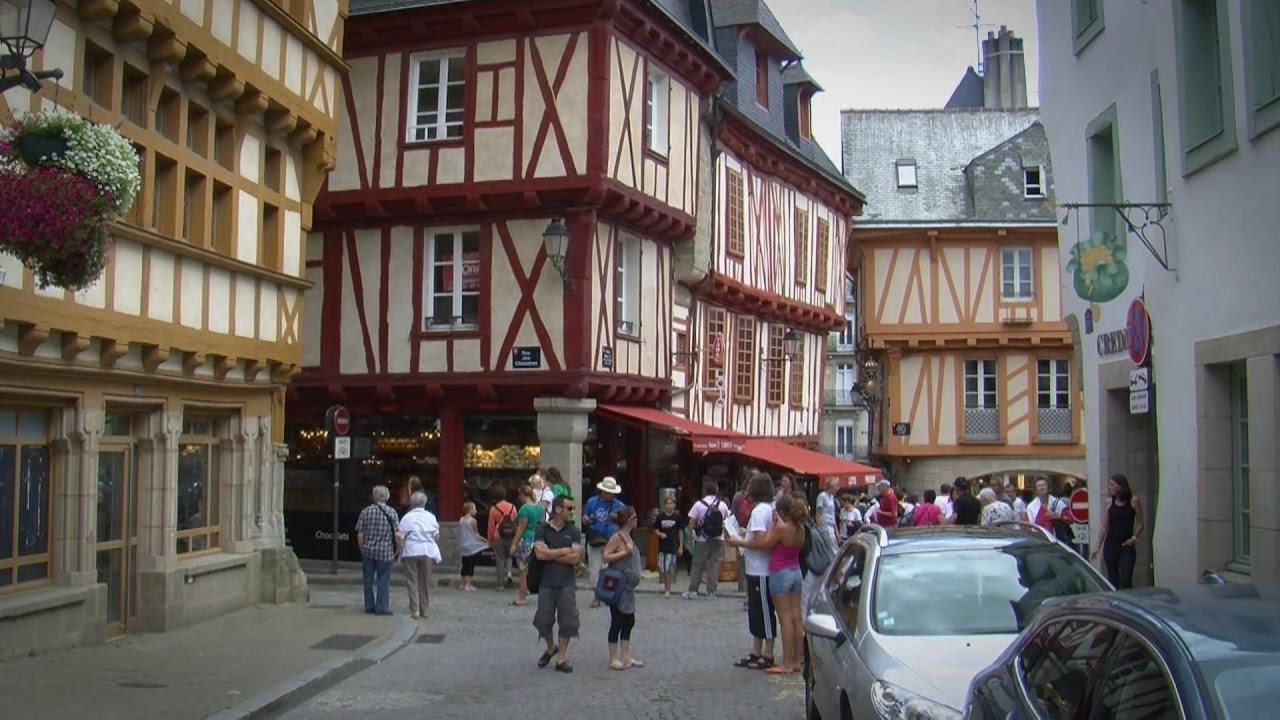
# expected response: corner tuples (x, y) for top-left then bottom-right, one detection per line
(487, 488), (518, 591)
(682, 480), (730, 600)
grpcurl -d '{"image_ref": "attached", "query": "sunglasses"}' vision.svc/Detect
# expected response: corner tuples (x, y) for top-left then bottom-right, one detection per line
(561, 505), (576, 511)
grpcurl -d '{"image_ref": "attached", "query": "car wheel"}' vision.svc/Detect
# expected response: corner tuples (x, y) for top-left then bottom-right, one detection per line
(804, 641), (823, 720)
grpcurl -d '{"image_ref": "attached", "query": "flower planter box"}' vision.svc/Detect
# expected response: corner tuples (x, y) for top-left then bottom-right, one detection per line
(15, 135), (68, 166)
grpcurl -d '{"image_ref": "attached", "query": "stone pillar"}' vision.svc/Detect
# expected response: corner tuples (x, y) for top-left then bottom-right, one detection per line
(137, 410), (181, 573)
(535, 398), (596, 506)
(223, 414), (259, 553)
(259, 441), (307, 604)
(52, 407), (102, 587)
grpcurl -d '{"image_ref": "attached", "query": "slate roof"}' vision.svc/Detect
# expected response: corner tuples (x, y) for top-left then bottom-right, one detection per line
(781, 63), (822, 90)
(710, 0), (802, 58)
(945, 67), (985, 109)
(841, 108), (1041, 222)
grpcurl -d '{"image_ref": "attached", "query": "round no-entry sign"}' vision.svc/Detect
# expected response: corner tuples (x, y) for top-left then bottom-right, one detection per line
(327, 405), (351, 436)
(1066, 488), (1089, 524)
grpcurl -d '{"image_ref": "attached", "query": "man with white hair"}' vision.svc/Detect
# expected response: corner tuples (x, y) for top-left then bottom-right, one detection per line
(872, 479), (898, 527)
(356, 484), (400, 615)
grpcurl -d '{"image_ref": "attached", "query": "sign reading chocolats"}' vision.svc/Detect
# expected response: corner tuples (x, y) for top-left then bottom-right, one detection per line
(286, 511), (361, 561)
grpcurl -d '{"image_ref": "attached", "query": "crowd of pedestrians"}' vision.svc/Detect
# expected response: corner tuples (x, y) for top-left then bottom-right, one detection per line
(350, 465), (1105, 675)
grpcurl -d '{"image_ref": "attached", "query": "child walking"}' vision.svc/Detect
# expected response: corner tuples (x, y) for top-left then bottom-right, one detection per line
(457, 501), (490, 592)
(651, 495), (684, 598)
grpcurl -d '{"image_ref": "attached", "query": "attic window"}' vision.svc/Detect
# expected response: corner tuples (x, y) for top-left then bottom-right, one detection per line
(755, 51), (769, 106)
(798, 91), (812, 139)
(895, 159), (918, 188)
(1024, 166), (1045, 197)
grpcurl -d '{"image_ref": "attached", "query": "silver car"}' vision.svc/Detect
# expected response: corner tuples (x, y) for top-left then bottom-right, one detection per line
(803, 522), (1111, 720)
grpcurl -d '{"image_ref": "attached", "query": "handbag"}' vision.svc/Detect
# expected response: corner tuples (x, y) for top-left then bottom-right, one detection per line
(377, 506), (401, 557)
(593, 566), (626, 607)
(526, 553), (543, 594)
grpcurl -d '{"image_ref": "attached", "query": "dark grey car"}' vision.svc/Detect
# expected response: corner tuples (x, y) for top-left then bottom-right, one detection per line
(963, 584), (1280, 719)
(803, 523), (1109, 720)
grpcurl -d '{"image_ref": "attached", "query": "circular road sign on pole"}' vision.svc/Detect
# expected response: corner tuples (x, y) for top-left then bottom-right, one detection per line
(325, 405), (351, 437)
(1066, 488), (1089, 524)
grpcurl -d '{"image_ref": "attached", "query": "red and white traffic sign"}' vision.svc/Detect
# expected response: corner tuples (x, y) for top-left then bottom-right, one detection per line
(327, 405), (351, 436)
(1065, 488), (1089, 524)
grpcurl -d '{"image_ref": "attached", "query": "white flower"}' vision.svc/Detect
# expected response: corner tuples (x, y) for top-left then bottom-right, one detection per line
(3, 110), (141, 216)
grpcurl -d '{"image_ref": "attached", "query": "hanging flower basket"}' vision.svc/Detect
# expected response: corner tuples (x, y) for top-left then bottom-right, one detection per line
(0, 111), (140, 290)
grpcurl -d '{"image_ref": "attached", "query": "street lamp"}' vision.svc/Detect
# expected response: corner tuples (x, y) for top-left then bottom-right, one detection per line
(542, 217), (570, 284)
(782, 328), (800, 360)
(0, 0), (62, 94)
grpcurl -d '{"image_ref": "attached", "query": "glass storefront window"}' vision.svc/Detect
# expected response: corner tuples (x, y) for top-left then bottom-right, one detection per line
(0, 408), (53, 591)
(177, 416), (221, 554)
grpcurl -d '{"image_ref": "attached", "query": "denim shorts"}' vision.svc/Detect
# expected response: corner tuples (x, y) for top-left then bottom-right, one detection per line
(768, 567), (802, 596)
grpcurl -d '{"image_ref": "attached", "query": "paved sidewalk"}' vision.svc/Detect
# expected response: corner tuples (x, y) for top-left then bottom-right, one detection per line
(0, 592), (417, 720)
(301, 558), (748, 598)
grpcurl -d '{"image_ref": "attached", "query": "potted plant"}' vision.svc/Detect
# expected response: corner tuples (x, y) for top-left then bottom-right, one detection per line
(0, 111), (140, 290)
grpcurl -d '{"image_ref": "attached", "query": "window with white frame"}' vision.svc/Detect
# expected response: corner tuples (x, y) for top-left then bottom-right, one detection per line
(964, 359), (999, 440)
(836, 314), (855, 350)
(645, 68), (669, 156)
(615, 234), (641, 336)
(895, 159), (918, 188)
(1230, 363), (1250, 569)
(835, 420), (856, 459)
(965, 360), (997, 409)
(1001, 248), (1034, 300)
(407, 52), (465, 142)
(1024, 166), (1045, 197)
(834, 363), (856, 406)
(425, 230), (480, 329)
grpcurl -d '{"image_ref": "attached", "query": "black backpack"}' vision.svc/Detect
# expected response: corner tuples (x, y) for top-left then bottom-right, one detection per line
(497, 505), (517, 541)
(699, 498), (725, 539)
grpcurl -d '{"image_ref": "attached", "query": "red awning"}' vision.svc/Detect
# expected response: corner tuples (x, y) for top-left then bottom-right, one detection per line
(596, 405), (747, 452)
(738, 439), (883, 488)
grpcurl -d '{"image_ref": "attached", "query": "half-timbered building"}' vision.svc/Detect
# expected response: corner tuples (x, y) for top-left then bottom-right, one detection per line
(288, 0), (732, 550)
(666, 0), (873, 488)
(0, 0), (346, 656)
(841, 28), (1085, 494)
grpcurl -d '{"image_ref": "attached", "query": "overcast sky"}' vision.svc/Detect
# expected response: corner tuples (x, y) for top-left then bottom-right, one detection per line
(763, 0), (1041, 168)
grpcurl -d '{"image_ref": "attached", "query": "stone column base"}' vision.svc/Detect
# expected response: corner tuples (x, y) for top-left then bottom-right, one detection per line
(259, 546), (309, 604)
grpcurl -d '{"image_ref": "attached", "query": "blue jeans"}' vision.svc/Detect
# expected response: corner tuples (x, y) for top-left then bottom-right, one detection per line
(362, 556), (393, 613)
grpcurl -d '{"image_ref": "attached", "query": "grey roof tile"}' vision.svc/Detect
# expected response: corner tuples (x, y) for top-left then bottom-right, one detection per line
(710, 0), (802, 58)
(841, 108), (1041, 222)
(781, 63), (821, 90)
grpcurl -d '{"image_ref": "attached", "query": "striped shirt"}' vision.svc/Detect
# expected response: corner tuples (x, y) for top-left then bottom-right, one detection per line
(356, 502), (400, 562)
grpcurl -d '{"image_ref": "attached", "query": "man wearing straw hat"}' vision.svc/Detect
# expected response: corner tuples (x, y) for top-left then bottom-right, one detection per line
(583, 476), (624, 608)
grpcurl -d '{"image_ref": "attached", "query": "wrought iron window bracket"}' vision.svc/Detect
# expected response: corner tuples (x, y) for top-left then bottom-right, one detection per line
(1060, 202), (1175, 272)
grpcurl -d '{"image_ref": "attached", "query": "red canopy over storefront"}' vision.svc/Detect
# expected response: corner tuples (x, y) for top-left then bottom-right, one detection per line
(738, 439), (882, 488)
(595, 405), (747, 452)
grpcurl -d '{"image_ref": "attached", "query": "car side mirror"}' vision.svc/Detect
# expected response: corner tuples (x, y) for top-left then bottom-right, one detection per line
(804, 613), (847, 647)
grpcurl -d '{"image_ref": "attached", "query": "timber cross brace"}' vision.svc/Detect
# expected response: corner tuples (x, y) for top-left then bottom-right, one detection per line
(1059, 202), (1175, 273)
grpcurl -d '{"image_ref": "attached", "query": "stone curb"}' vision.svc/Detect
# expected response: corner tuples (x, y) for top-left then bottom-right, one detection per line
(205, 614), (418, 720)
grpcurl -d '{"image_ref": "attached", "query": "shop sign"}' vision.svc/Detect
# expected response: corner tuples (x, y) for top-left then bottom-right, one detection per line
(333, 436), (351, 459)
(892, 422), (911, 437)
(353, 437), (372, 459)
(1096, 329), (1128, 358)
(441, 252), (481, 292)
(513, 346), (542, 369)
(690, 436), (746, 452)
(601, 346), (613, 370)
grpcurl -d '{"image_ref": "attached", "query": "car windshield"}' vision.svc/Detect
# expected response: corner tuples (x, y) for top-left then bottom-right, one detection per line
(871, 542), (1108, 636)
(1205, 658), (1280, 719)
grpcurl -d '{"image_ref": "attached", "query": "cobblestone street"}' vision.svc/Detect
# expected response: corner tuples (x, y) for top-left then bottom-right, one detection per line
(283, 587), (805, 720)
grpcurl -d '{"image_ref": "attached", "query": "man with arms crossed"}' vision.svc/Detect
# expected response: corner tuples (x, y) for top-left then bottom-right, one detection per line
(533, 495), (583, 673)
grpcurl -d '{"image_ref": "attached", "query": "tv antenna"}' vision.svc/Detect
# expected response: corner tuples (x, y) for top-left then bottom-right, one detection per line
(957, 0), (998, 74)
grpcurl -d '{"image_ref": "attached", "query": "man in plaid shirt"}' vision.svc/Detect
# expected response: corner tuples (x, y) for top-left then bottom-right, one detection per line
(355, 485), (400, 615)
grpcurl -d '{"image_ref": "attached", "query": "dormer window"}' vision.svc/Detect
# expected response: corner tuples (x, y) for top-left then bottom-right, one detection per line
(755, 51), (769, 106)
(895, 159), (918, 188)
(1024, 166), (1045, 197)
(798, 91), (812, 139)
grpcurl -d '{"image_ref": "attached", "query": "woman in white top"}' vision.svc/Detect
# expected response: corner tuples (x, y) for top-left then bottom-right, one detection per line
(398, 491), (442, 619)
(529, 473), (554, 520)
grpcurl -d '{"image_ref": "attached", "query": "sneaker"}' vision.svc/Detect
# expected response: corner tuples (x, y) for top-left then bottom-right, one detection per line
(706, 592), (719, 600)
(680, 591), (698, 600)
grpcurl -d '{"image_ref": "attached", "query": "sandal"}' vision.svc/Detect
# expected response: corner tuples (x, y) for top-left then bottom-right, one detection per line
(734, 654), (761, 668)
(610, 661), (627, 671)
(554, 661), (574, 673)
(537, 650), (555, 668)
(510, 600), (527, 606)
(628, 659), (645, 668)
(747, 657), (774, 670)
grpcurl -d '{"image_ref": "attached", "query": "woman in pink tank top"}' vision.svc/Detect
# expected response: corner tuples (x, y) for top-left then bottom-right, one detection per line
(728, 493), (807, 675)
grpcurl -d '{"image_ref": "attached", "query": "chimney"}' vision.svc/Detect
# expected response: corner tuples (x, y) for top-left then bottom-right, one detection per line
(982, 26), (1027, 109)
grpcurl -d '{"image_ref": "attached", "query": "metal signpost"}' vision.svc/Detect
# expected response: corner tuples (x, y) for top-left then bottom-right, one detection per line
(325, 405), (351, 574)
(1066, 488), (1089, 558)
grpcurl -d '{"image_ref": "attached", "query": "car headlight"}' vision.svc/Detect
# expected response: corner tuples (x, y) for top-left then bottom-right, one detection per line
(871, 680), (961, 720)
